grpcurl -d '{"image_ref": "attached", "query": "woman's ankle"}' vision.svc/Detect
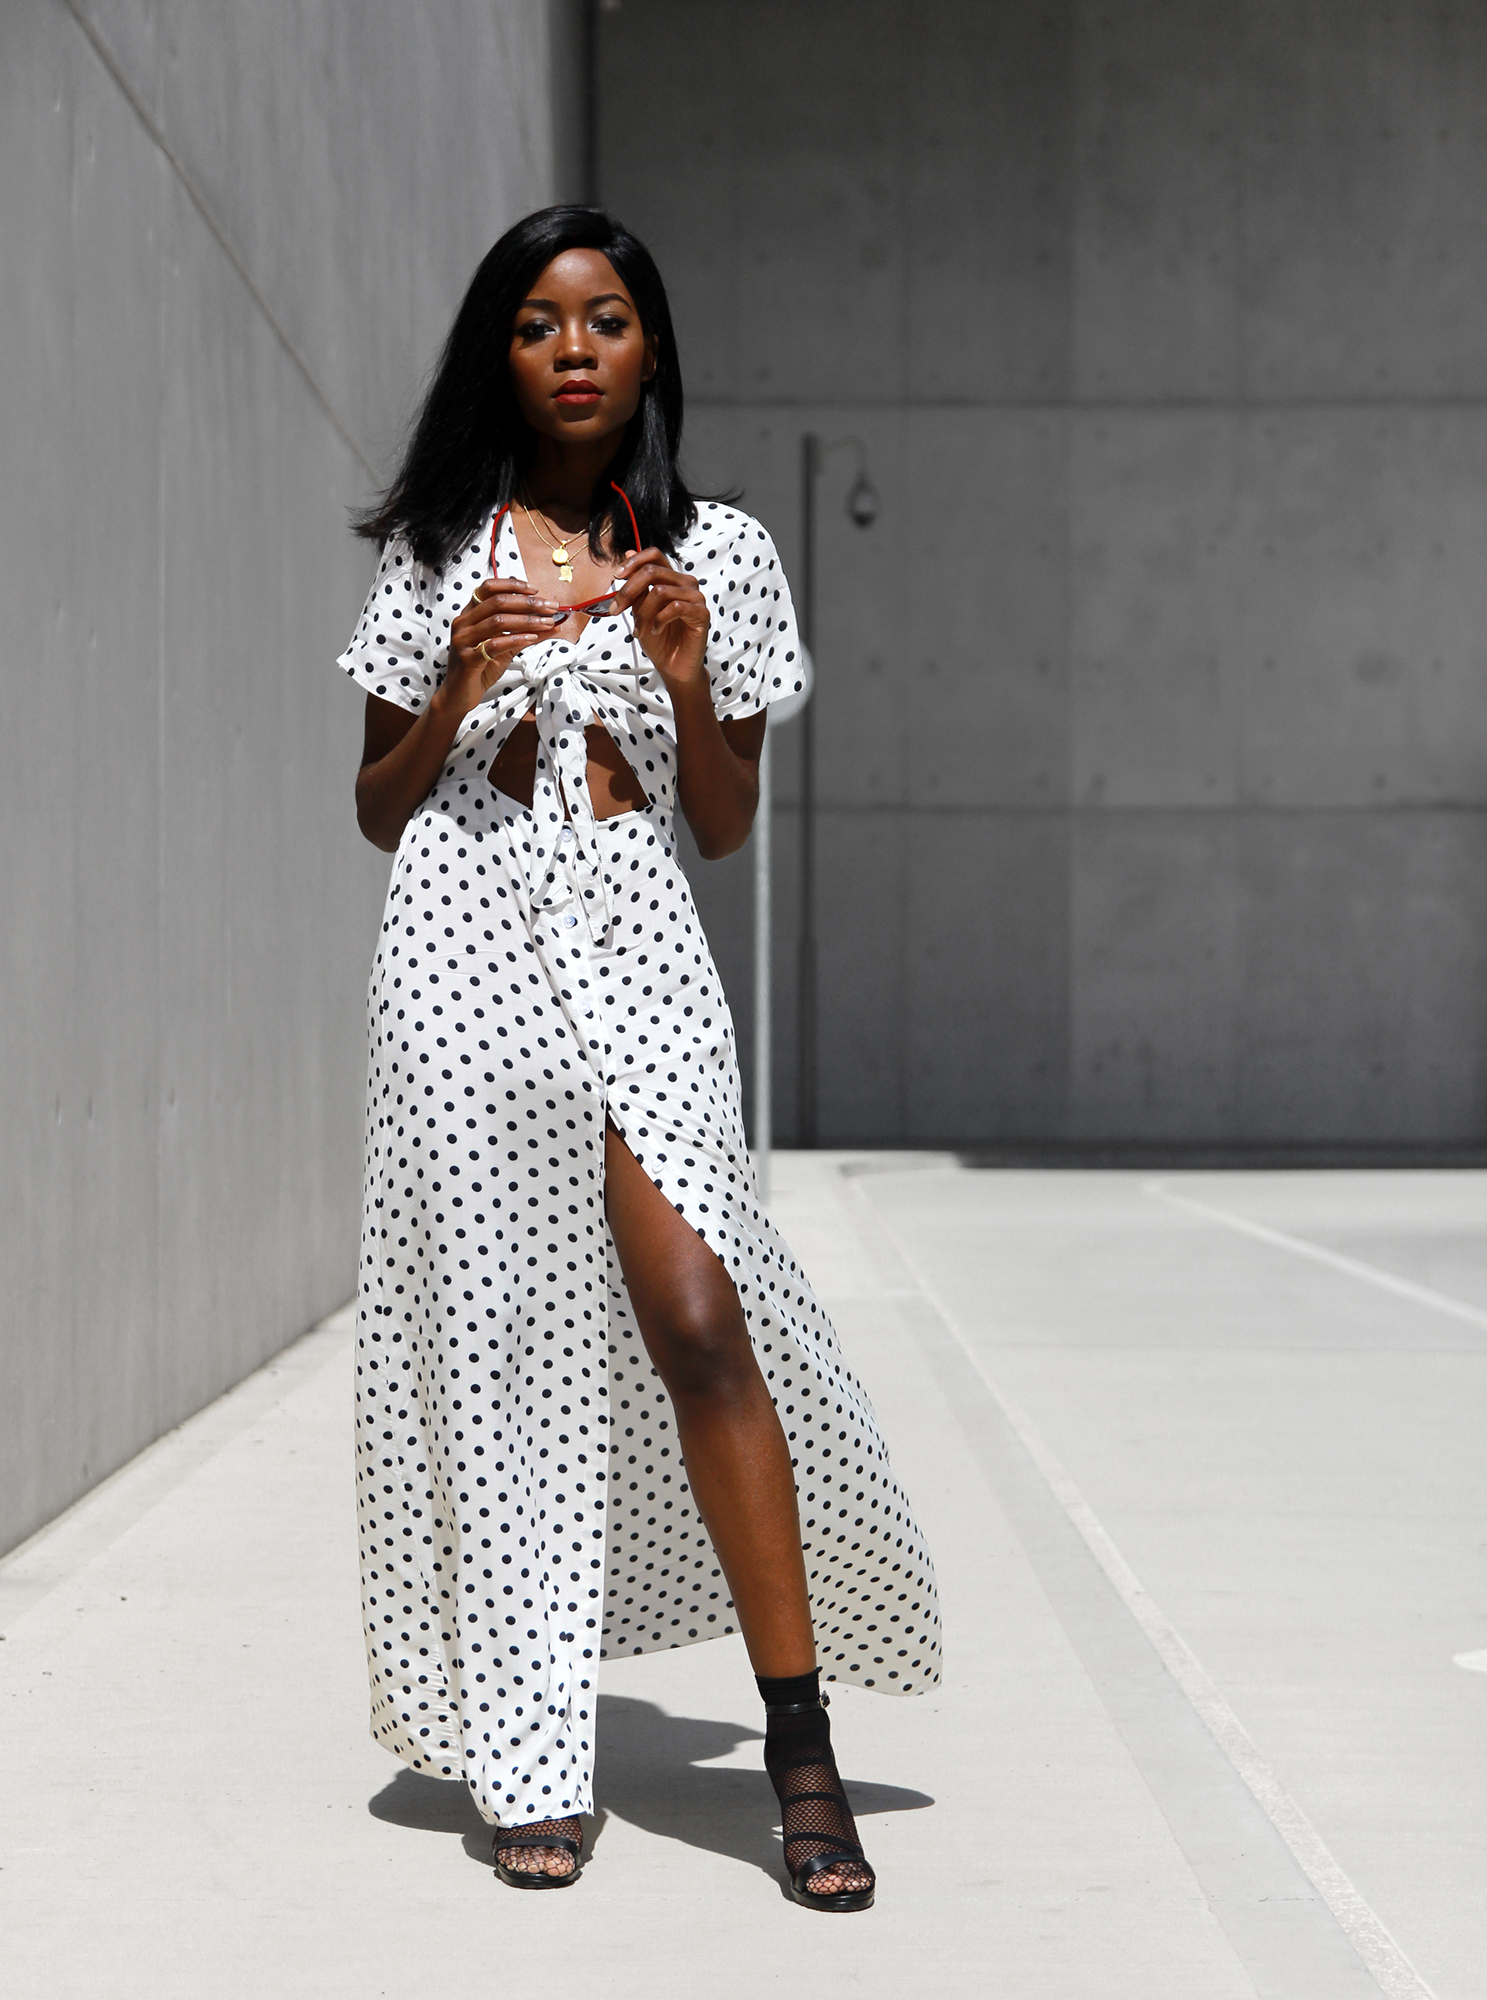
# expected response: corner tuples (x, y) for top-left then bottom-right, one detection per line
(755, 1666), (821, 1709)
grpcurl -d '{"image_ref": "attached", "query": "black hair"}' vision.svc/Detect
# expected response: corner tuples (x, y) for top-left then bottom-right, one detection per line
(353, 205), (697, 572)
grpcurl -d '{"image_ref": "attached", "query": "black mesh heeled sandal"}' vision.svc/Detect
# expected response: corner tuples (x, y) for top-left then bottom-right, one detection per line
(762, 1685), (877, 1913)
(492, 1815), (584, 1889)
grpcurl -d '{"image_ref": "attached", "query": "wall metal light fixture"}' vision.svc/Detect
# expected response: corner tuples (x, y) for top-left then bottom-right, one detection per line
(846, 468), (880, 529)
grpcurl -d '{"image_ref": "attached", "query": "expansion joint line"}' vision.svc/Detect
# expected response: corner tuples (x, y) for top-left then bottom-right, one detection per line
(60, 0), (376, 480)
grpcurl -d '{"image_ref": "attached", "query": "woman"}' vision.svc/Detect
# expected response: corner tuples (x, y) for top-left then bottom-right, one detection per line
(339, 206), (939, 1909)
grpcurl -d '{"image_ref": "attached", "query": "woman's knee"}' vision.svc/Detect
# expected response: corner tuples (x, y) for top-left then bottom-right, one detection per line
(644, 1289), (756, 1403)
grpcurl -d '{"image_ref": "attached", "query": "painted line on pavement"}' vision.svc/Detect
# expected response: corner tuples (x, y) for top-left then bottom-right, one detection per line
(1144, 1182), (1487, 1334)
(847, 1173), (1438, 2000)
(1153, 1181), (1487, 1693)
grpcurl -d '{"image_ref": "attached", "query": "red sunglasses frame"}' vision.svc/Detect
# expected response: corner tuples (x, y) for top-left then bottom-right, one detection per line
(491, 482), (643, 614)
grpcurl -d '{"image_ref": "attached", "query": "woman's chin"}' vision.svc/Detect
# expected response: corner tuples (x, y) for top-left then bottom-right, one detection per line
(528, 404), (635, 445)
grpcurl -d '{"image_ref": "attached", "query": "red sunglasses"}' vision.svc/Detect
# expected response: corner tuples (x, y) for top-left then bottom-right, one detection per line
(491, 482), (642, 616)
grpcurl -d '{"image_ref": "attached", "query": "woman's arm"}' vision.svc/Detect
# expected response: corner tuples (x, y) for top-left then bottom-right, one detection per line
(354, 572), (566, 851)
(613, 546), (766, 860)
(355, 694), (460, 851)
(669, 685), (767, 859)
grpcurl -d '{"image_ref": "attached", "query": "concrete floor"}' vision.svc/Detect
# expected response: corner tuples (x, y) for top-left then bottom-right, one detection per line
(2, 1156), (1483, 1998)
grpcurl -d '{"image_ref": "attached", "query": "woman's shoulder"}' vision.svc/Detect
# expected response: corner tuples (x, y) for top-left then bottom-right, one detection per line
(674, 500), (782, 577)
(378, 515), (496, 585)
(369, 530), (441, 594)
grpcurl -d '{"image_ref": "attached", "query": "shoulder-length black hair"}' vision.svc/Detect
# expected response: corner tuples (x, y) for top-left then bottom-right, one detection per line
(354, 206), (696, 573)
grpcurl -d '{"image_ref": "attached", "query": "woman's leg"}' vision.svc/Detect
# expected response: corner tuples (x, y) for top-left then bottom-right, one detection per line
(603, 1122), (871, 1899)
(603, 1121), (815, 1676)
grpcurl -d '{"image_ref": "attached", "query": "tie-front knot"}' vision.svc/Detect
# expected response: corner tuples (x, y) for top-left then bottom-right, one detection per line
(471, 633), (653, 949)
(520, 651), (565, 691)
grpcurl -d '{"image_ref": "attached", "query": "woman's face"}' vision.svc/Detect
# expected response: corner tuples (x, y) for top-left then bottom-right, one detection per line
(507, 249), (657, 449)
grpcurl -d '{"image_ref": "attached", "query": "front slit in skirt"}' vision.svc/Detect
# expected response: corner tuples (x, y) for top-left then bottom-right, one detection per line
(354, 789), (942, 1826)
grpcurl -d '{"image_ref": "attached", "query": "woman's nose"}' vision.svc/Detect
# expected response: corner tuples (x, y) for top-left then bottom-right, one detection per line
(556, 320), (596, 366)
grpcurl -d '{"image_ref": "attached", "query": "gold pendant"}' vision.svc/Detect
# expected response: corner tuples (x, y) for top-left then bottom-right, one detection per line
(551, 544), (570, 567)
(559, 561), (574, 581)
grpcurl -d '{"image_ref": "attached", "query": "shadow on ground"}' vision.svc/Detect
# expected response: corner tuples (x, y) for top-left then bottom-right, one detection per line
(367, 1693), (933, 1883)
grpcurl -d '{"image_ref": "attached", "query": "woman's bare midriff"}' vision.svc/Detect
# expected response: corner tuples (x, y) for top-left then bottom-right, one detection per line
(489, 710), (648, 818)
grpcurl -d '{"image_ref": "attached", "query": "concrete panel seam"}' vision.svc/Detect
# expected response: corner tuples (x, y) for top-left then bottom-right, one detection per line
(841, 1170), (1439, 2000)
(59, 0), (375, 478)
(484, 0), (548, 198)
(0, 1304), (355, 1616)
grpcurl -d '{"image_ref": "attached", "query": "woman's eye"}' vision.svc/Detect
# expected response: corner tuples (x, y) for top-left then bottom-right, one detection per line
(516, 320), (553, 342)
(593, 316), (627, 335)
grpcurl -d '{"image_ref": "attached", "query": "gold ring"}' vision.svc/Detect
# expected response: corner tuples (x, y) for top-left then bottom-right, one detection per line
(479, 639), (493, 664)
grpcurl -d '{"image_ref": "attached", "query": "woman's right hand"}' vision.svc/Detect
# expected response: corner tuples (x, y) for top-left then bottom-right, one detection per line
(433, 578), (566, 719)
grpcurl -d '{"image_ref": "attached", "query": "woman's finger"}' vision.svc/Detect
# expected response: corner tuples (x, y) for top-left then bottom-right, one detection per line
(650, 599), (703, 629)
(480, 621), (549, 652)
(467, 603), (558, 628)
(619, 582), (700, 627)
(634, 584), (704, 626)
(610, 554), (681, 604)
(619, 560), (686, 589)
(483, 609), (566, 632)
(452, 624), (540, 672)
(465, 599), (565, 638)
(459, 582), (554, 630)
(462, 584), (552, 618)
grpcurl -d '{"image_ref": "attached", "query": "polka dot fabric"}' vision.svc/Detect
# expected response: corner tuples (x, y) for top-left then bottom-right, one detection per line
(338, 503), (941, 1828)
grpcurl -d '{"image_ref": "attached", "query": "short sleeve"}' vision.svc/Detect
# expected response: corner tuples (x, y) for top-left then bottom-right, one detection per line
(336, 536), (448, 714)
(685, 508), (805, 721)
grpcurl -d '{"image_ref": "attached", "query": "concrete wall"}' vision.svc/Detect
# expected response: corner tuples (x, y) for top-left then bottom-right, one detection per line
(0, 0), (581, 1556)
(598, 0), (1487, 1150)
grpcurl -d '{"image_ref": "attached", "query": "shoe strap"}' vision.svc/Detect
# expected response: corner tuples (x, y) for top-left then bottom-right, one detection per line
(764, 1691), (831, 1716)
(792, 1848), (876, 1889)
(494, 1828), (581, 1858)
(784, 1828), (866, 1859)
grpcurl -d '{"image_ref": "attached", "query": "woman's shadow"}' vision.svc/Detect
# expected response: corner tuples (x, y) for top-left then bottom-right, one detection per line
(368, 1693), (933, 1885)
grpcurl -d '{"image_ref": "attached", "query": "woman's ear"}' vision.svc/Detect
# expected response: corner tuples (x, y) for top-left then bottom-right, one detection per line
(643, 333), (659, 383)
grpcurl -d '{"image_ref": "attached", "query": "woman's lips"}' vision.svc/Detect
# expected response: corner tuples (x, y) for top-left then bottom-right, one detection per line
(554, 382), (601, 404)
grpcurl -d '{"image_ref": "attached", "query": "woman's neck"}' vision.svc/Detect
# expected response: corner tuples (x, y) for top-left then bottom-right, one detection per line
(521, 436), (622, 527)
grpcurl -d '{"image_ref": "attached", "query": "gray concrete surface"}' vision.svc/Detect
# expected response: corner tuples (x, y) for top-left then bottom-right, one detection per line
(598, 1), (1487, 1149)
(0, 1), (582, 1555)
(3, 1154), (1481, 1997)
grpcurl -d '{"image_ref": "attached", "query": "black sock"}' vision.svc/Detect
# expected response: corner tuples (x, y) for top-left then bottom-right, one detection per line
(756, 1666), (821, 1710)
(755, 1671), (867, 1887)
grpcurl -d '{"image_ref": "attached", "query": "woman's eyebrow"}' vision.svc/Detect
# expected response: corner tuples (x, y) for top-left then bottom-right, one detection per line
(516, 293), (632, 312)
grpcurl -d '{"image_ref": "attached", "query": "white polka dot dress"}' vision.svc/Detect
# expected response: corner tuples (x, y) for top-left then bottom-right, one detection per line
(337, 502), (941, 1828)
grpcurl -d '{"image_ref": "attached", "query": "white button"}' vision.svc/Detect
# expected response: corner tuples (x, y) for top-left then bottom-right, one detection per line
(562, 913), (578, 928)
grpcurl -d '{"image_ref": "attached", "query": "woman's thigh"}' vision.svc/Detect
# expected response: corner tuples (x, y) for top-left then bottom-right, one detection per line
(603, 1119), (751, 1395)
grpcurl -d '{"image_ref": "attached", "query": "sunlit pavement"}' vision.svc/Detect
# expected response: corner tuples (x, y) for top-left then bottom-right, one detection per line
(3, 1154), (1483, 1998)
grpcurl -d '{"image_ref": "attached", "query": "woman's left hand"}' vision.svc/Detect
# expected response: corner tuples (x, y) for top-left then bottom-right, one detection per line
(611, 548), (709, 686)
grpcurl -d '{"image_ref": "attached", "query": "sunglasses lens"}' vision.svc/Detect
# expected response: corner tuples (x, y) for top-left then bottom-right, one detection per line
(578, 592), (623, 615)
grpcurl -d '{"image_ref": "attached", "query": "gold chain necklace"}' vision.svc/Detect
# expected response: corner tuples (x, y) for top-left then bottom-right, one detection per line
(521, 494), (578, 582)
